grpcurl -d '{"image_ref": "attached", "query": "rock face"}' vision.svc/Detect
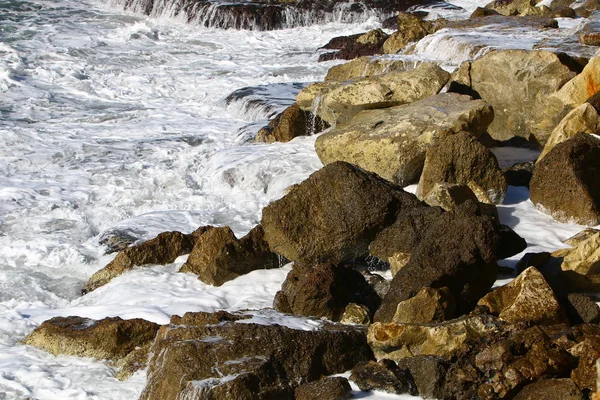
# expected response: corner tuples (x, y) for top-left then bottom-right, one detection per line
(565, 293), (600, 324)
(83, 230), (196, 294)
(477, 267), (568, 325)
(295, 377), (352, 400)
(458, 50), (575, 143)
(392, 286), (456, 324)
(273, 263), (380, 321)
(324, 56), (414, 82)
(513, 379), (584, 400)
(350, 359), (417, 395)
(261, 161), (423, 266)
(416, 131), (508, 204)
(530, 133), (600, 225)
(315, 93), (493, 185)
(179, 225), (280, 286)
(298, 62), (449, 126)
(256, 103), (328, 143)
(24, 316), (159, 376)
(552, 228), (600, 290)
(140, 312), (373, 400)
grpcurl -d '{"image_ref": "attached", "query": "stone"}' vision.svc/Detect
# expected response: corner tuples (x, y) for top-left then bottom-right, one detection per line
(295, 377), (352, 400)
(477, 266), (568, 325)
(556, 324), (600, 391)
(273, 263), (380, 321)
(470, 6), (501, 17)
(516, 252), (552, 273)
(551, 228), (600, 290)
(261, 161), (423, 266)
(179, 225), (280, 286)
(340, 303), (371, 325)
(24, 316), (159, 377)
(497, 224), (528, 259)
(324, 56), (414, 82)
(416, 131), (508, 204)
(395, 356), (449, 399)
(580, 32), (600, 46)
(300, 62), (449, 126)
(551, 5), (576, 17)
(468, 49), (575, 143)
(318, 29), (388, 61)
(553, 55), (600, 109)
(565, 293), (600, 324)
(255, 103), (328, 143)
(83, 230), (196, 294)
(538, 102), (600, 160)
(530, 133), (600, 226)
(514, 379), (584, 400)
(422, 182), (479, 211)
(392, 286), (456, 324)
(350, 359), (417, 395)
(315, 93), (493, 186)
(504, 161), (535, 187)
(139, 315), (373, 400)
(381, 12), (439, 54)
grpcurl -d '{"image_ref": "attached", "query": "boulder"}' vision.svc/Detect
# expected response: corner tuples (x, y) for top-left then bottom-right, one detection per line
(562, 325), (600, 390)
(295, 377), (352, 400)
(83, 230), (196, 294)
(551, 228), (600, 290)
(255, 103), (328, 143)
(477, 266), (568, 325)
(273, 263), (380, 321)
(24, 316), (159, 377)
(340, 303), (371, 325)
(318, 29), (388, 62)
(315, 93), (493, 185)
(179, 225), (280, 286)
(395, 356), (450, 399)
(504, 161), (535, 187)
(564, 293), (600, 324)
(552, 55), (600, 109)
(538, 102), (600, 160)
(514, 379), (584, 400)
(485, 0), (542, 15)
(299, 62), (449, 126)
(392, 286), (456, 324)
(530, 133), (600, 226)
(324, 56), (414, 82)
(350, 359), (417, 395)
(139, 314), (373, 400)
(261, 161), (423, 266)
(497, 224), (528, 259)
(422, 182), (480, 211)
(465, 50), (575, 143)
(416, 131), (508, 204)
(382, 13), (440, 54)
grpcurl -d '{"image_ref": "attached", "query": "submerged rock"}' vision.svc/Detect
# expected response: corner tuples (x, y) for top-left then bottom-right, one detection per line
(256, 103), (328, 143)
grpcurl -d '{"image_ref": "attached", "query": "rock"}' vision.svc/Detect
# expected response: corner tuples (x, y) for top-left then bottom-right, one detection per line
(255, 103), (328, 143)
(24, 316), (159, 377)
(324, 56), (414, 82)
(139, 314), (373, 400)
(580, 32), (600, 46)
(516, 251), (552, 273)
(514, 378), (584, 400)
(395, 356), (449, 399)
(504, 161), (535, 187)
(392, 286), (455, 324)
(565, 293), (600, 324)
(467, 49), (575, 143)
(315, 93), (493, 186)
(422, 182), (479, 211)
(350, 359), (417, 395)
(300, 62), (449, 126)
(416, 131), (508, 204)
(98, 229), (138, 254)
(368, 313), (502, 361)
(83, 230), (196, 294)
(539, 103), (600, 160)
(551, 228), (600, 290)
(485, 0), (548, 16)
(382, 13), (439, 54)
(363, 271), (391, 299)
(295, 377), (352, 400)
(273, 263), (380, 321)
(374, 206), (500, 322)
(530, 133), (600, 226)
(261, 161), (423, 266)
(553, 55), (600, 110)
(180, 225), (280, 286)
(470, 6), (501, 16)
(497, 224), (528, 259)
(341, 303), (371, 325)
(318, 29), (388, 61)
(477, 266), (568, 325)
(551, 5), (576, 17)
(563, 325), (600, 390)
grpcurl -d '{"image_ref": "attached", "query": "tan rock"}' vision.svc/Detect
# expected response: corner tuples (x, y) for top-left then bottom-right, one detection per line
(551, 229), (600, 290)
(478, 266), (568, 324)
(539, 103), (600, 160)
(553, 56), (600, 109)
(356, 28), (388, 45)
(340, 303), (371, 325)
(256, 103), (328, 143)
(392, 287), (455, 324)
(382, 13), (438, 54)
(324, 57), (415, 82)
(485, 0), (543, 16)
(315, 93), (493, 185)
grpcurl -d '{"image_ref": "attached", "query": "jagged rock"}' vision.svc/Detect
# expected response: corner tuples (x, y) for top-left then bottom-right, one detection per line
(83, 230), (197, 294)
(392, 286), (455, 324)
(395, 356), (450, 399)
(514, 379), (584, 400)
(315, 93), (493, 185)
(261, 161), (424, 266)
(478, 267), (568, 325)
(299, 62), (449, 126)
(318, 29), (388, 61)
(485, 0), (551, 16)
(562, 325), (600, 390)
(255, 103), (328, 143)
(350, 359), (417, 395)
(115, 342), (152, 381)
(273, 263), (380, 321)
(530, 133), (600, 226)
(416, 131), (508, 204)
(470, 6), (501, 16)
(516, 251), (552, 273)
(139, 314), (373, 400)
(465, 50), (575, 143)
(551, 228), (600, 290)
(374, 207), (500, 322)
(24, 316), (159, 377)
(382, 12), (440, 54)
(552, 55), (600, 110)
(340, 303), (371, 325)
(539, 102), (600, 160)
(565, 293), (600, 324)
(179, 225), (279, 286)
(504, 161), (535, 187)
(422, 182), (479, 211)
(295, 377), (352, 400)
(363, 271), (391, 299)
(324, 56), (414, 82)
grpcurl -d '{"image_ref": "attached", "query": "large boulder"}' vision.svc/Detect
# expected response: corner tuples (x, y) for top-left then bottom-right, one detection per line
(324, 56), (414, 82)
(261, 161), (423, 266)
(392, 286), (456, 324)
(256, 103), (328, 143)
(298, 62), (449, 126)
(552, 55), (600, 109)
(416, 131), (508, 204)
(530, 133), (600, 226)
(83, 230), (197, 294)
(139, 312), (373, 400)
(315, 93), (493, 186)
(382, 13), (441, 54)
(395, 356), (450, 399)
(551, 228), (600, 290)
(179, 225), (280, 286)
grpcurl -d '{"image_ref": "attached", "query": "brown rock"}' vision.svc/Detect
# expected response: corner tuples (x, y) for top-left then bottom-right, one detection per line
(256, 103), (328, 143)
(392, 286), (455, 324)
(395, 356), (450, 399)
(552, 55), (600, 110)
(565, 293), (600, 324)
(324, 56), (414, 82)
(504, 161), (535, 187)
(422, 182), (479, 211)
(551, 228), (600, 290)
(318, 29), (387, 62)
(295, 377), (352, 400)
(514, 378), (584, 400)
(381, 12), (439, 54)
(350, 359), (417, 395)
(340, 303), (371, 325)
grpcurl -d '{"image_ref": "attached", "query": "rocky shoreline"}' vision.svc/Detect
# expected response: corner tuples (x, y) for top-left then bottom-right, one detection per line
(21, 1), (600, 399)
